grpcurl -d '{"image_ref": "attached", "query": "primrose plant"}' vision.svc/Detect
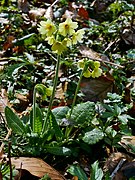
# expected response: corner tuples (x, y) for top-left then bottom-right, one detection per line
(4, 18), (103, 156)
(37, 18), (85, 125)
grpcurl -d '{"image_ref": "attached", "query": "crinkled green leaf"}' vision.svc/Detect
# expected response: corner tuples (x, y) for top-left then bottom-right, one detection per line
(5, 106), (26, 135)
(52, 106), (70, 124)
(69, 101), (95, 125)
(67, 165), (87, 180)
(91, 161), (103, 180)
(83, 128), (104, 144)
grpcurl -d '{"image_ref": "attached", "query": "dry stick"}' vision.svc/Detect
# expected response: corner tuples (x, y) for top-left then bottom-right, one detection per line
(8, 141), (12, 180)
(82, 56), (124, 68)
(51, 0), (59, 7)
(104, 38), (120, 53)
(110, 158), (126, 180)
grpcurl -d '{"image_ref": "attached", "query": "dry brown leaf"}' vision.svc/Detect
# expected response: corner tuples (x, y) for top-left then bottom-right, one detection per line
(80, 75), (114, 102)
(18, 0), (30, 13)
(44, 6), (54, 20)
(11, 157), (66, 179)
(29, 8), (46, 21)
(79, 46), (109, 62)
(3, 36), (15, 51)
(55, 82), (68, 102)
(79, 46), (124, 68)
(0, 89), (9, 121)
(119, 136), (135, 155)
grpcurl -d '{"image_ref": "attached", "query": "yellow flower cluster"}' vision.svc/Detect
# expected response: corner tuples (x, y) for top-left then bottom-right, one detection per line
(78, 59), (102, 78)
(38, 18), (85, 55)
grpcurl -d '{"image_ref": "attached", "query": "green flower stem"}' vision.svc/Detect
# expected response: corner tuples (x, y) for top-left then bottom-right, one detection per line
(42, 55), (61, 133)
(33, 86), (36, 132)
(65, 64), (87, 138)
(69, 65), (86, 118)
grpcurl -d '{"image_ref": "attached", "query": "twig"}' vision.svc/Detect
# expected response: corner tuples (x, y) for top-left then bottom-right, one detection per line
(82, 55), (124, 68)
(8, 141), (12, 180)
(110, 158), (126, 179)
(51, 0), (59, 7)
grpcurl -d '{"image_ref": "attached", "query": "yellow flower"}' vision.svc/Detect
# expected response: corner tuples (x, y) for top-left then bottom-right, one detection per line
(91, 68), (102, 78)
(38, 20), (56, 37)
(94, 61), (100, 69)
(62, 38), (72, 47)
(78, 59), (85, 69)
(46, 87), (53, 96)
(45, 36), (55, 45)
(72, 29), (85, 45)
(59, 18), (78, 36)
(83, 69), (91, 78)
(51, 41), (66, 55)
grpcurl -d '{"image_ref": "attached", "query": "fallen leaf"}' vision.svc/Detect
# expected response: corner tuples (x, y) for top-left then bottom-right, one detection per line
(119, 136), (135, 155)
(3, 36), (15, 51)
(0, 89), (9, 120)
(11, 157), (66, 179)
(80, 75), (114, 102)
(44, 6), (54, 20)
(79, 46), (109, 62)
(18, 0), (30, 13)
(78, 6), (89, 20)
(29, 8), (46, 21)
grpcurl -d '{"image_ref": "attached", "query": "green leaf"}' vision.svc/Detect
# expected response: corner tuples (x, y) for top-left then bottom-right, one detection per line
(91, 161), (103, 180)
(83, 128), (104, 145)
(52, 106), (70, 124)
(32, 104), (43, 134)
(45, 146), (71, 156)
(49, 111), (64, 141)
(5, 106), (26, 135)
(67, 165), (87, 180)
(69, 101), (95, 125)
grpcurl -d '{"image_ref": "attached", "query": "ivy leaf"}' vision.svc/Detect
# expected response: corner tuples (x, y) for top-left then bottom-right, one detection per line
(67, 165), (88, 180)
(83, 128), (104, 144)
(118, 114), (134, 125)
(69, 101), (95, 125)
(91, 161), (103, 180)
